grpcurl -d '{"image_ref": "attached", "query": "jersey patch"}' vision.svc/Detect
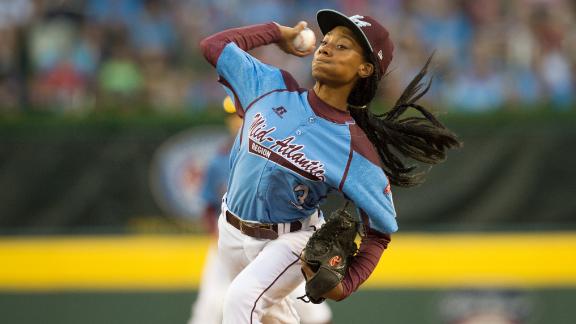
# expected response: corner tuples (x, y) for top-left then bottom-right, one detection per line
(273, 106), (287, 118)
(384, 183), (391, 194)
(248, 113), (326, 181)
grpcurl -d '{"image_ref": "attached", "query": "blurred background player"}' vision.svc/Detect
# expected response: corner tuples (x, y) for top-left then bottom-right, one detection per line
(187, 96), (240, 324)
(188, 96), (332, 324)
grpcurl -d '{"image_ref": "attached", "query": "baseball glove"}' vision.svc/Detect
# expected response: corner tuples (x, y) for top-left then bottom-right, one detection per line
(298, 205), (359, 304)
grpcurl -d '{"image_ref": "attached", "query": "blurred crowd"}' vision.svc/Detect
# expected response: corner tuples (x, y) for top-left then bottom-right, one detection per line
(0, 0), (574, 115)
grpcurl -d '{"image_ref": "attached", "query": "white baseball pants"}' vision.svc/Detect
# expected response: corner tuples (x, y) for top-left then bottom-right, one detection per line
(218, 201), (323, 324)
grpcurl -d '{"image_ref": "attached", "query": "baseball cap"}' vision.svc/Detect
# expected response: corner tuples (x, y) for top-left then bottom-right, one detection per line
(316, 9), (394, 80)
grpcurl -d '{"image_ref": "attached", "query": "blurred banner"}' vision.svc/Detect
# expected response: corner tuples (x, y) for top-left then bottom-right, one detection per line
(1, 115), (575, 232)
(0, 232), (574, 323)
(1, 232), (574, 290)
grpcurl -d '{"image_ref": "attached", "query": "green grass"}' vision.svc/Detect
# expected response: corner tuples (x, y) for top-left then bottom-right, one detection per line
(0, 288), (574, 324)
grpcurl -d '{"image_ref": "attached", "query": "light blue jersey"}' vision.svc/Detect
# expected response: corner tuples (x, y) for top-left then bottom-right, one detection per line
(216, 42), (397, 234)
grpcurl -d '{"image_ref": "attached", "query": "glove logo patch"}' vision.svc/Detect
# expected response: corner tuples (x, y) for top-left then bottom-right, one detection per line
(329, 255), (342, 267)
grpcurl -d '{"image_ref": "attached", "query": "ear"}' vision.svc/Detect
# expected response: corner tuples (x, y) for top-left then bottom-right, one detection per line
(358, 62), (374, 79)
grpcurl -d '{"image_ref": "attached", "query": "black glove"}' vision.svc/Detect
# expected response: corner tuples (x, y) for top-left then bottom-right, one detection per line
(298, 206), (359, 304)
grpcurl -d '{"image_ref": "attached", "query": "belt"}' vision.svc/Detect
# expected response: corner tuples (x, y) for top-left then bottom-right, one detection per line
(225, 210), (302, 240)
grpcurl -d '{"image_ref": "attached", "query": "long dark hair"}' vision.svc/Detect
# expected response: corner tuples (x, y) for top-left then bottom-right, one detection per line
(348, 54), (462, 187)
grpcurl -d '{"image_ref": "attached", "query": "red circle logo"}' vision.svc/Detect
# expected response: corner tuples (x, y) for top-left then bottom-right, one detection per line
(329, 255), (342, 267)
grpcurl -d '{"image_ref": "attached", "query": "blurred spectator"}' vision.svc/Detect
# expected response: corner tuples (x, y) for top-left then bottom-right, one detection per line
(444, 33), (506, 112)
(0, 0), (33, 29)
(33, 58), (88, 113)
(141, 51), (189, 112)
(26, 3), (92, 112)
(128, 0), (177, 58)
(410, 0), (470, 67)
(98, 44), (143, 110)
(504, 0), (543, 107)
(0, 0), (33, 113)
(531, 2), (574, 109)
(85, 0), (143, 26)
(0, 0), (574, 115)
(0, 26), (19, 112)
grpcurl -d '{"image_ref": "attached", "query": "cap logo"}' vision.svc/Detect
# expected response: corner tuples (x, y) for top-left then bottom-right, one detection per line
(378, 50), (383, 60)
(349, 15), (371, 28)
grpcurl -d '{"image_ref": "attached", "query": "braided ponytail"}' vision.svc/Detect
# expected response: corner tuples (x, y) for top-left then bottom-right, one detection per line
(348, 54), (462, 187)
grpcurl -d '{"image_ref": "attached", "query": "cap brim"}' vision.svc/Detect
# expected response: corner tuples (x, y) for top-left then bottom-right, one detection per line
(316, 9), (373, 54)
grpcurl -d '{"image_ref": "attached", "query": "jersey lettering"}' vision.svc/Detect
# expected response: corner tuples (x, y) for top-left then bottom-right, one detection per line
(249, 114), (276, 143)
(250, 141), (272, 159)
(247, 113), (326, 181)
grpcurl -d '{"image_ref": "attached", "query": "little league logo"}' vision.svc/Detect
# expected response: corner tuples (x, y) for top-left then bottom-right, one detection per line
(149, 128), (229, 220)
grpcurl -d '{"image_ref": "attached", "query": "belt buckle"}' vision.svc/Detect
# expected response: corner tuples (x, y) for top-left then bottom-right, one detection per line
(240, 221), (278, 240)
(239, 220), (268, 233)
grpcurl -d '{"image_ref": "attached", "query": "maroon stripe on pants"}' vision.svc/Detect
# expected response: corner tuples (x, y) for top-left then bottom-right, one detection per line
(250, 258), (300, 324)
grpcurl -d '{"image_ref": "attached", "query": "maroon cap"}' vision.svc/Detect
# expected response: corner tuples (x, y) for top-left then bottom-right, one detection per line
(316, 9), (394, 80)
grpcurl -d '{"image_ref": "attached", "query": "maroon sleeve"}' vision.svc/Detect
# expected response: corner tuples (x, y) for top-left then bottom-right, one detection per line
(199, 22), (282, 67)
(339, 230), (391, 299)
(338, 210), (392, 300)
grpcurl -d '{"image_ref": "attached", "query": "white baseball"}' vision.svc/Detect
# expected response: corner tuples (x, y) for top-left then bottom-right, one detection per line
(293, 28), (316, 52)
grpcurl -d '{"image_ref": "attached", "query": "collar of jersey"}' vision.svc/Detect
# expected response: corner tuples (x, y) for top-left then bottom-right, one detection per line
(307, 90), (355, 124)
